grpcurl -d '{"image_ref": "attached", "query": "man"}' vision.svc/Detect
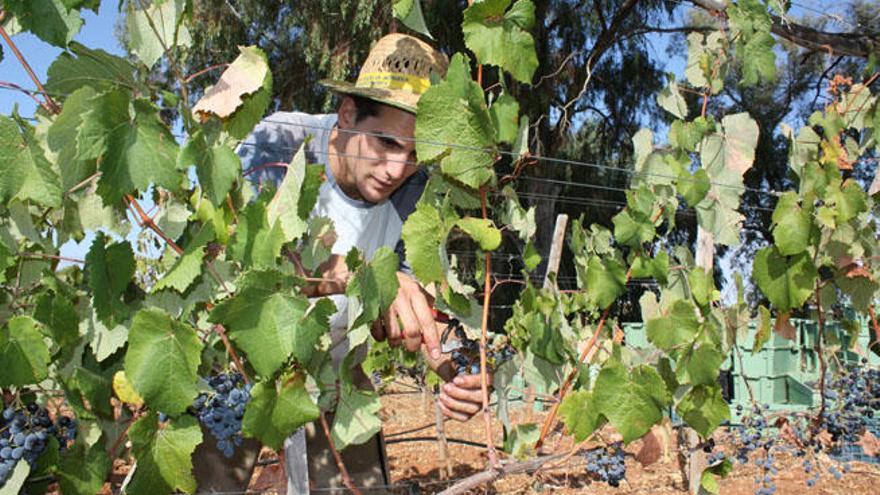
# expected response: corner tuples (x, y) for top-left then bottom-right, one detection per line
(239, 33), (486, 492)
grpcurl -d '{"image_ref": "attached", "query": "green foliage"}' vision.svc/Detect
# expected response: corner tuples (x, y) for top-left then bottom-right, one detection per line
(462, 0), (538, 83)
(415, 53), (497, 188)
(0, 1), (877, 490)
(0, 316), (50, 387)
(128, 413), (202, 494)
(242, 375), (320, 449)
(126, 0), (192, 69)
(2, 0), (83, 47)
(0, 115), (62, 207)
(125, 309), (202, 416)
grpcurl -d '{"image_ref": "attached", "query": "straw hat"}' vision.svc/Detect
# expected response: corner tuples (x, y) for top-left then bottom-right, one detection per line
(321, 33), (449, 114)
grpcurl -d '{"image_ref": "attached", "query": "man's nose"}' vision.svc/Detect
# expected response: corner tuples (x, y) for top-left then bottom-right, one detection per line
(383, 156), (409, 181)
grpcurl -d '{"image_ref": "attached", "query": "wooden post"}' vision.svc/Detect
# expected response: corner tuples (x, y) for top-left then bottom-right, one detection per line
(543, 214), (569, 290)
(682, 227), (715, 494)
(520, 215), (569, 421)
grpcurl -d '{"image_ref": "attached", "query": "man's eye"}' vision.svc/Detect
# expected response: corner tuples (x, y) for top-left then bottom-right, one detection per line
(380, 137), (400, 148)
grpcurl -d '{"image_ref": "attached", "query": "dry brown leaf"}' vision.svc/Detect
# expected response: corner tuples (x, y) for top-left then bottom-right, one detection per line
(635, 430), (662, 466)
(192, 46), (268, 120)
(859, 430), (880, 457)
(774, 311), (797, 340)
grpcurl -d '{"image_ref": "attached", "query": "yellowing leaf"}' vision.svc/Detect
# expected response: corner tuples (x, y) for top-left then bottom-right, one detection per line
(193, 46), (269, 120)
(112, 370), (144, 406)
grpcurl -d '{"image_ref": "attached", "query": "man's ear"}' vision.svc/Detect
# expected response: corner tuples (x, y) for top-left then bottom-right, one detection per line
(337, 95), (356, 129)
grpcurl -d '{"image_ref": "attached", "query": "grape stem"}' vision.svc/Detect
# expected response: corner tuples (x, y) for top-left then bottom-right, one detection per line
(479, 186), (499, 470)
(318, 412), (362, 495)
(213, 324), (251, 384)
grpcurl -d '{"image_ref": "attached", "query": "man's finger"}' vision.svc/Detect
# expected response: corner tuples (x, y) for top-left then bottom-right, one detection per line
(394, 299), (421, 353)
(385, 308), (402, 347)
(410, 290), (441, 360)
(439, 392), (480, 417)
(438, 400), (471, 422)
(452, 373), (489, 389)
(370, 319), (386, 341)
(443, 382), (483, 404)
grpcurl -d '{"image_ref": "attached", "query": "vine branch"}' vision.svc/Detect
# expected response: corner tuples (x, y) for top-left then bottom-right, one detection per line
(319, 412), (362, 495)
(0, 10), (61, 114)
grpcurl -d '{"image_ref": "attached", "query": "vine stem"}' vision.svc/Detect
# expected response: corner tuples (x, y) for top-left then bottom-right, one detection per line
(0, 80), (49, 110)
(107, 413), (140, 458)
(184, 63), (230, 84)
(19, 252), (84, 264)
(868, 305), (880, 350)
(479, 187), (499, 470)
(0, 10), (61, 114)
(467, 5), (499, 471)
(815, 282), (827, 426)
(535, 207), (665, 449)
(436, 454), (565, 495)
(318, 412), (363, 495)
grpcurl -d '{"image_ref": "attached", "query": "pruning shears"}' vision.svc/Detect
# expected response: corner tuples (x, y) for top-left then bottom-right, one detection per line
(433, 309), (465, 354)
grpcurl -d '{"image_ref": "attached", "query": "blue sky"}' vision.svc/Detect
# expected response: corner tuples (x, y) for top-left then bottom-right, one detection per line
(0, 0), (122, 116)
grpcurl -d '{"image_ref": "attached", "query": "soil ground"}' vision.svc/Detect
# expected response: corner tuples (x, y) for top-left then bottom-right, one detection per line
(355, 378), (880, 494)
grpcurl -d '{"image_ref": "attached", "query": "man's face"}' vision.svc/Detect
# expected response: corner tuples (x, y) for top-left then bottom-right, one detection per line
(336, 98), (419, 204)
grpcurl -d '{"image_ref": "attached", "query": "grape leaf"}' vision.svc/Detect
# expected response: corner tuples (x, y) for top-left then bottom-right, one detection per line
(752, 305), (772, 353)
(126, 0), (191, 69)
(592, 362), (668, 443)
(657, 79), (688, 120)
(0, 316), (50, 387)
(646, 300), (701, 353)
(612, 209), (655, 247)
(415, 53), (497, 189)
(228, 198), (285, 268)
(193, 46), (269, 120)
(0, 115), (63, 207)
(3, 0), (83, 47)
(76, 90), (181, 204)
(490, 94), (520, 144)
(124, 308), (202, 416)
(676, 384), (730, 438)
(46, 42), (139, 95)
(57, 440), (112, 495)
(462, 0), (538, 83)
(347, 247), (400, 331)
(455, 217), (501, 251)
(46, 86), (98, 191)
(503, 423), (540, 459)
(153, 224), (215, 293)
(292, 298), (336, 365)
(209, 270), (308, 377)
(581, 255), (626, 309)
(771, 191), (813, 256)
(559, 390), (604, 442)
(242, 375), (320, 450)
(753, 246), (818, 311)
(392, 0), (433, 39)
(86, 232), (135, 325)
(267, 145), (309, 242)
(401, 202), (447, 284)
(679, 344), (724, 386)
(128, 413), (202, 495)
(178, 129), (241, 207)
(678, 168), (710, 207)
(331, 384), (382, 449)
(33, 291), (79, 351)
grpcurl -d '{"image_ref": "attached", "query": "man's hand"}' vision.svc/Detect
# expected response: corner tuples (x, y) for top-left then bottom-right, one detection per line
(371, 272), (442, 360)
(438, 374), (489, 422)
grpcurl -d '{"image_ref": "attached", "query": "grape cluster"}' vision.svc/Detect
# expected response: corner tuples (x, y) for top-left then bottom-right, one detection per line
(191, 371), (251, 458)
(582, 443), (626, 487)
(445, 319), (516, 376)
(823, 360), (880, 445)
(728, 404), (780, 495)
(0, 403), (76, 487)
